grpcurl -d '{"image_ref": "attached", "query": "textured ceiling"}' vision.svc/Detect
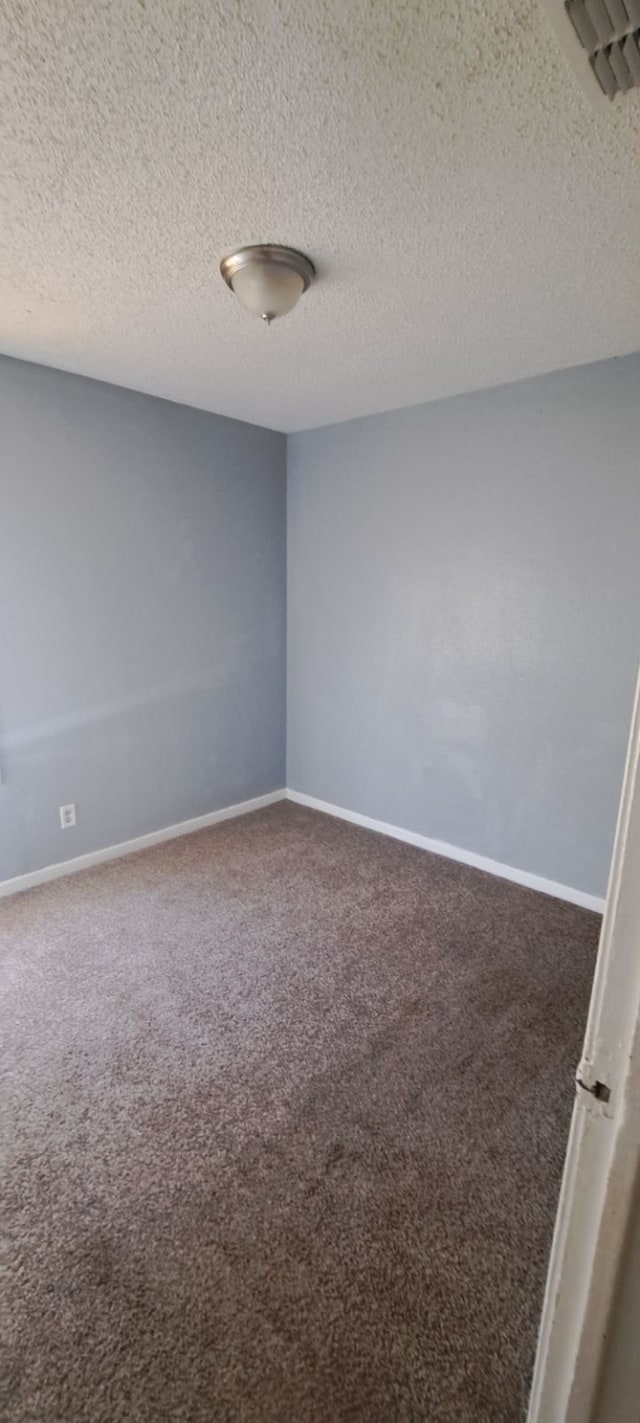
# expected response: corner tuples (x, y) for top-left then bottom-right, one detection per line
(1, 0), (639, 432)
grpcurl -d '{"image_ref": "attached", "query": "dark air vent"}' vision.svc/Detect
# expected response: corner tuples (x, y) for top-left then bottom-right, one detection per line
(566, 0), (640, 96)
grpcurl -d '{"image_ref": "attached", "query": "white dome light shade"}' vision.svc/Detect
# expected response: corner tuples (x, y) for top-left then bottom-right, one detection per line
(231, 262), (304, 321)
(220, 245), (315, 324)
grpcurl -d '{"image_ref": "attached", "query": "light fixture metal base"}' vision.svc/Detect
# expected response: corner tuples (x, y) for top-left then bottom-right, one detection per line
(220, 244), (315, 292)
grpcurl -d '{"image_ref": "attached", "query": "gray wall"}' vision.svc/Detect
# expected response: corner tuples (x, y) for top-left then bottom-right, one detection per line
(0, 357), (286, 880)
(287, 355), (640, 898)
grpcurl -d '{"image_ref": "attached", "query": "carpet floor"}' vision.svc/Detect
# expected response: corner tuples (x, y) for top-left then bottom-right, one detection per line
(1, 802), (600, 1422)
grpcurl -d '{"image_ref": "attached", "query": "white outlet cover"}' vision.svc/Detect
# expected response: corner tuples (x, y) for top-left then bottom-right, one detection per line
(59, 803), (77, 829)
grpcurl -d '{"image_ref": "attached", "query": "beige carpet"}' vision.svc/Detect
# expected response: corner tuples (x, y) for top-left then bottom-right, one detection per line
(1, 802), (600, 1422)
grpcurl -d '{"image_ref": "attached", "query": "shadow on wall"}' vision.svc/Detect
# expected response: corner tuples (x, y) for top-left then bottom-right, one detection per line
(0, 666), (283, 882)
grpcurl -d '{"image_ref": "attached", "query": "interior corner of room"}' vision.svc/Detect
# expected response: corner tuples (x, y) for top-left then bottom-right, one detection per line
(2, 343), (640, 1423)
(2, 1), (640, 1419)
(2, 351), (638, 909)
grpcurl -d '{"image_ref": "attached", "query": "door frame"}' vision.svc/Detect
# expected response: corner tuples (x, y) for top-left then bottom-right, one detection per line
(528, 663), (640, 1421)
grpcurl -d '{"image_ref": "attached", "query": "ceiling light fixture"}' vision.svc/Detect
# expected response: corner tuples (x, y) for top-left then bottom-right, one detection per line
(220, 244), (315, 325)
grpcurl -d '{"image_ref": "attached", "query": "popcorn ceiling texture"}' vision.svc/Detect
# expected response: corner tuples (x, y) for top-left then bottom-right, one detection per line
(1, 0), (639, 432)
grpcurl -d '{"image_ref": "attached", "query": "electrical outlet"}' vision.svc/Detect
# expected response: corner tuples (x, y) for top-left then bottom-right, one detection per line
(59, 803), (76, 829)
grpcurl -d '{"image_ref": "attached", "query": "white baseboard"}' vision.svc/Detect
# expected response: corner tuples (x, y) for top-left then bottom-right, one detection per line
(0, 789), (287, 898)
(2, 785), (605, 913)
(286, 789), (605, 913)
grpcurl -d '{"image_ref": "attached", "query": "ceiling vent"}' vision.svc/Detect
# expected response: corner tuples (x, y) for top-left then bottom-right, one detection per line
(541, 0), (640, 102)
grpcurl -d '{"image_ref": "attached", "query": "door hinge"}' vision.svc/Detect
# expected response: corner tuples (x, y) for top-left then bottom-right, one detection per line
(576, 1076), (611, 1104)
